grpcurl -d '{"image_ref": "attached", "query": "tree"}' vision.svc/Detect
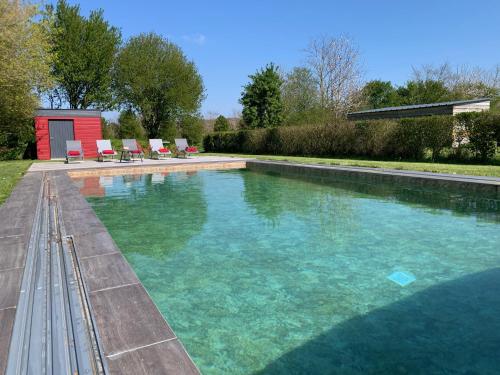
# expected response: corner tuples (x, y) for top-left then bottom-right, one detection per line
(114, 33), (204, 138)
(101, 117), (118, 139)
(412, 63), (499, 99)
(305, 35), (362, 118)
(397, 80), (451, 105)
(240, 63), (283, 128)
(282, 67), (326, 125)
(360, 80), (401, 109)
(118, 109), (144, 139)
(47, 0), (120, 109)
(180, 115), (204, 145)
(0, 0), (52, 159)
(213, 115), (230, 132)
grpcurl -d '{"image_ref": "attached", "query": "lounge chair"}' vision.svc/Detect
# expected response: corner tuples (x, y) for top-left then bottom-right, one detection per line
(175, 138), (199, 158)
(66, 140), (84, 163)
(122, 139), (143, 162)
(149, 139), (172, 159)
(96, 139), (117, 162)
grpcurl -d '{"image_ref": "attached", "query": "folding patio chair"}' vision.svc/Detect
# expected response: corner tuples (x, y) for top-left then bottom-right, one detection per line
(122, 139), (144, 162)
(175, 138), (199, 158)
(149, 139), (172, 159)
(66, 140), (84, 163)
(96, 139), (117, 162)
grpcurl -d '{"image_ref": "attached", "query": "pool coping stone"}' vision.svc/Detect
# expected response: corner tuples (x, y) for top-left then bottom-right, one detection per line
(246, 160), (500, 199)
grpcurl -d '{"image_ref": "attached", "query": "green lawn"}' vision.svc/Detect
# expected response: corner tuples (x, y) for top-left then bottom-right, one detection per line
(0, 160), (33, 205)
(203, 153), (500, 177)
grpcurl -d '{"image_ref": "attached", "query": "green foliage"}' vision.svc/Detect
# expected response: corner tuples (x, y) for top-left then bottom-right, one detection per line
(213, 115), (230, 132)
(397, 80), (451, 105)
(0, 0), (52, 159)
(359, 79), (459, 111)
(114, 32), (204, 138)
(204, 116), (470, 161)
(118, 110), (144, 139)
(101, 117), (118, 139)
(159, 121), (178, 143)
(282, 67), (326, 126)
(360, 80), (401, 109)
(420, 116), (455, 160)
(240, 63), (284, 129)
(456, 112), (498, 161)
(48, 0), (120, 109)
(491, 97), (500, 115)
(180, 115), (204, 145)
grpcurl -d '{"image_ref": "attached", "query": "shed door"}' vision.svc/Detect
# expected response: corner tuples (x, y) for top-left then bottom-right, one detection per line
(49, 120), (74, 158)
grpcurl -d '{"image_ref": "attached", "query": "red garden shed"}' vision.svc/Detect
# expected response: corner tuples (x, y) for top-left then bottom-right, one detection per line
(35, 109), (102, 160)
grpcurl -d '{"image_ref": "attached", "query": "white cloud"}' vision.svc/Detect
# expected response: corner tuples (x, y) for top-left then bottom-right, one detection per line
(181, 33), (206, 45)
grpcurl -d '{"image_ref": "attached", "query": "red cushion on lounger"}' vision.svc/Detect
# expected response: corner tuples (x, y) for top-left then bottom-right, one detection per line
(68, 150), (80, 156)
(185, 146), (198, 153)
(131, 149), (142, 154)
(159, 147), (169, 153)
(102, 149), (115, 155)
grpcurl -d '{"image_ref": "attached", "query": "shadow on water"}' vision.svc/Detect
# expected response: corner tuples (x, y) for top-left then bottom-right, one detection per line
(255, 268), (500, 375)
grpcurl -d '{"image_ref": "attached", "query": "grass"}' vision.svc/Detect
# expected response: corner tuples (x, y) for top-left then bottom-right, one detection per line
(0, 160), (33, 205)
(202, 153), (500, 177)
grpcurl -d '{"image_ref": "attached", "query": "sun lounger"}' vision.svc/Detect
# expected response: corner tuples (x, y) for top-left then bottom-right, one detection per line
(175, 138), (199, 158)
(122, 139), (144, 162)
(96, 139), (117, 162)
(149, 139), (172, 159)
(66, 140), (84, 163)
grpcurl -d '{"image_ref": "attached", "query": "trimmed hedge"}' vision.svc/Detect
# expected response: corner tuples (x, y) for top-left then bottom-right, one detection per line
(204, 114), (500, 161)
(455, 112), (499, 160)
(204, 116), (460, 160)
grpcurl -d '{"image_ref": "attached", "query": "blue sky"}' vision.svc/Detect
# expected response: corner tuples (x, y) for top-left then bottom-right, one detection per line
(63, 0), (500, 120)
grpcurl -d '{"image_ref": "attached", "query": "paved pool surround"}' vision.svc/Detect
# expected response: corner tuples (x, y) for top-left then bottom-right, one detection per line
(1, 157), (500, 374)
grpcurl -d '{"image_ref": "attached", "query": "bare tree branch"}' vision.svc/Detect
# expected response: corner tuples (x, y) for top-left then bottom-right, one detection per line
(305, 35), (362, 118)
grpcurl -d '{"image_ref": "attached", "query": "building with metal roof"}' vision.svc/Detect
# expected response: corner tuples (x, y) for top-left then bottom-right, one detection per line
(347, 98), (491, 121)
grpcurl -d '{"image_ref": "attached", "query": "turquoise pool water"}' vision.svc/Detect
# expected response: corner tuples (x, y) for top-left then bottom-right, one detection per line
(80, 170), (500, 374)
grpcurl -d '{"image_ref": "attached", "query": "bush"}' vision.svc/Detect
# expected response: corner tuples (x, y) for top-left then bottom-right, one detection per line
(456, 112), (498, 161)
(204, 115), (462, 161)
(421, 116), (454, 160)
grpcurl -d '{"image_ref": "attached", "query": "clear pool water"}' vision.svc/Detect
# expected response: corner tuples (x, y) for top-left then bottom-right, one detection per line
(80, 169), (500, 374)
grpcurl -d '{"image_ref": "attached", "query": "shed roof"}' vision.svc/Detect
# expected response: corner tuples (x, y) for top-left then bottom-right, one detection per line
(35, 108), (102, 117)
(348, 98), (490, 116)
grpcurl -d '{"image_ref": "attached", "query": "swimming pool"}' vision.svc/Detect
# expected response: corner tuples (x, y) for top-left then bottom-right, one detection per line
(80, 169), (500, 374)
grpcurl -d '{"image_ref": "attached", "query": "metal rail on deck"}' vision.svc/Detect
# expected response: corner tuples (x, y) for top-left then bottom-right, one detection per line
(6, 174), (105, 374)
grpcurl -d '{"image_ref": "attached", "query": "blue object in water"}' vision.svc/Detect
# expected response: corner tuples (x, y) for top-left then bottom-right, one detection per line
(387, 271), (416, 286)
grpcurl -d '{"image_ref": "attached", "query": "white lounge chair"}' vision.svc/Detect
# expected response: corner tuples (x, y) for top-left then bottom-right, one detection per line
(96, 139), (117, 162)
(122, 139), (143, 162)
(149, 139), (172, 159)
(66, 140), (84, 163)
(175, 138), (199, 158)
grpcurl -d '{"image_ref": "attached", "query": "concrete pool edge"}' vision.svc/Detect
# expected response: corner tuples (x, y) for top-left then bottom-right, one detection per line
(53, 171), (201, 373)
(246, 160), (500, 199)
(0, 172), (42, 374)
(0, 170), (201, 374)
